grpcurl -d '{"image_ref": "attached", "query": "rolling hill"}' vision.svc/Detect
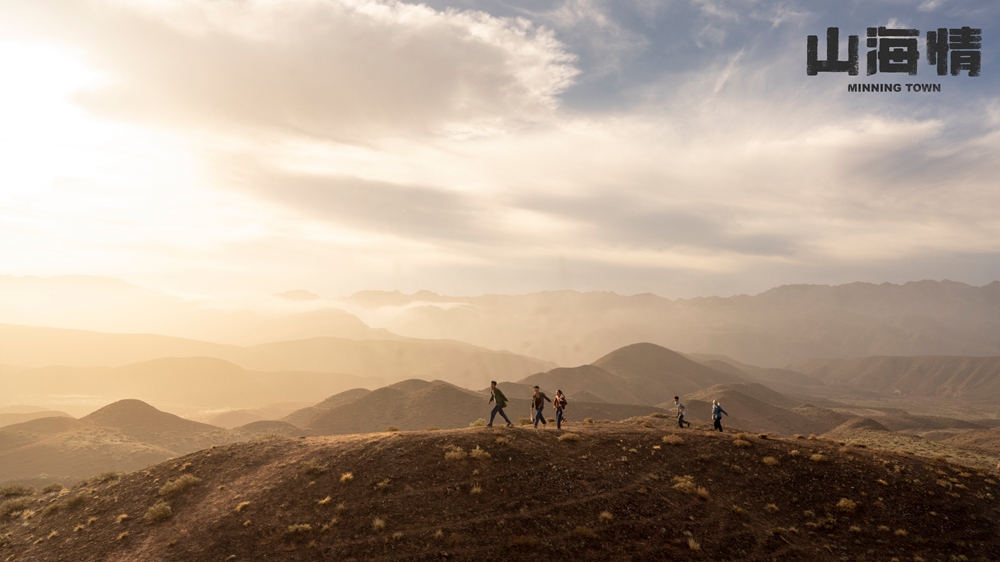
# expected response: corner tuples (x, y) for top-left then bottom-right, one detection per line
(787, 355), (1000, 402)
(2, 423), (998, 561)
(517, 343), (745, 406)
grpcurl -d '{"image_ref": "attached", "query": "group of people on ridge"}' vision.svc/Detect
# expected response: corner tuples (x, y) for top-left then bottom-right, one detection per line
(489, 381), (729, 432)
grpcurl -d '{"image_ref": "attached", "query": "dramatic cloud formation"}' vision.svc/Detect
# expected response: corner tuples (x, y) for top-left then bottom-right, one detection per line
(0, 0), (998, 297)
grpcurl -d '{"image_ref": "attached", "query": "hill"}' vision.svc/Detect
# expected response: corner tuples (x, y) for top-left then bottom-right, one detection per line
(0, 411), (71, 429)
(517, 343), (745, 406)
(687, 382), (800, 409)
(688, 353), (826, 387)
(787, 355), (1000, 402)
(2, 423), (998, 561)
(282, 389), (373, 427)
(671, 389), (835, 436)
(943, 428), (1000, 455)
(300, 382), (668, 434)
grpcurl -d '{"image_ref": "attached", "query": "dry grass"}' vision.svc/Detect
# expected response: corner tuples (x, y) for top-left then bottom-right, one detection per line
(671, 475), (698, 495)
(444, 445), (468, 460)
(662, 434), (684, 446)
(235, 501), (250, 512)
(495, 436), (510, 445)
(40, 483), (63, 494)
(765, 504), (779, 514)
(321, 517), (338, 532)
(878, 479), (888, 486)
(789, 450), (801, 457)
(301, 460), (328, 476)
(470, 485), (482, 495)
(894, 529), (908, 537)
(469, 418), (487, 427)
(144, 502), (172, 522)
(687, 537), (701, 551)
(518, 418), (533, 426)
(558, 433), (581, 442)
(340, 472), (354, 483)
(810, 454), (828, 463)
(374, 479), (391, 492)
(287, 524), (312, 534)
(696, 487), (710, 500)
(115, 514), (128, 524)
(849, 525), (861, 532)
(836, 498), (857, 513)
(385, 426), (400, 432)
(572, 526), (597, 539)
(433, 530), (444, 540)
(373, 517), (386, 531)
(0, 484), (33, 498)
(179, 462), (192, 472)
(762, 456), (779, 466)
(599, 511), (613, 522)
(733, 438), (751, 448)
(159, 474), (202, 498)
(470, 446), (492, 459)
(731, 505), (745, 516)
(584, 418), (594, 424)
(808, 434), (817, 440)
(877, 525), (890, 532)
(317, 496), (331, 506)
(117, 532), (129, 541)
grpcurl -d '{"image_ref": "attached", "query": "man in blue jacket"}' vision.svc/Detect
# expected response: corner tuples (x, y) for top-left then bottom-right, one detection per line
(712, 399), (728, 432)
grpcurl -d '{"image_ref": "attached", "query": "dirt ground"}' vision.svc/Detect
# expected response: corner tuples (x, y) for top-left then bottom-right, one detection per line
(2, 417), (998, 561)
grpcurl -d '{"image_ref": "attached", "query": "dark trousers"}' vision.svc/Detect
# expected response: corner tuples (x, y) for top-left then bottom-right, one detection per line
(534, 409), (546, 427)
(555, 409), (564, 429)
(489, 405), (511, 426)
(678, 415), (689, 428)
(713, 418), (723, 432)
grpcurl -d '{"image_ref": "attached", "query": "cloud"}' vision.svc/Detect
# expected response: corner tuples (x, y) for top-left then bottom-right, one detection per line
(7, 0), (579, 140)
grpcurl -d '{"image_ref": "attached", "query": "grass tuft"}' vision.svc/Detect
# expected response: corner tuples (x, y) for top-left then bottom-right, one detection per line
(470, 446), (492, 459)
(599, 511), (613, 523)
(444, 445), (468, 460)
(765, 503), (779, 514)
(287, 524), (312, 534)
(809, 454), (827, 463)
(301, 461), (328, 476)
(0, 484), (34, 498)
(144, 501), (172, 522)
(373, 517), (386, 531)
(469, 418), (487, 427)
(317, 496), (331, 506)
(733, 438), (751, 448)
(584, 418), (594, 424)
(662, 435), (684, 446)
(495, 436), (510, 445)
(572, 526), (597, 539)
(558, 433), (581, 442)
(236, 501), (250, 512)
(340, 472), (354, 483)
(116, 514), (128, 524)
(470, 485), (482, 495)
(836, 498), (857, 513)
(762, 456), (779, 466)
(41, 483), (63, 494)
(159, 474), (202, 498)
(687, 537), (701, 551)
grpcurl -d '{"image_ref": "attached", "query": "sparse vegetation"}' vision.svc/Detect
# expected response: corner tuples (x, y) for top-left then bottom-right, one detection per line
(687, 537), (701, 551)
(287, 524), (312, 534)
(159, 474), (202, 497)
(558, 433), (581, 442)
(731, 505), (745, 516)
(469, 418), (487, 427)
(584, 418), (594, 424)
(117, 531), (129, 541)
(470, 446), (491, 459)
(762, 456), (779, 466)
(765, 503), (779, 514)
(340, 472), (354, 483)
(810, 454), (827, 463)
(373, 517), (385, 531)
(733, 438), (751, 448)
(41, 483), (63, 494)
(321, 517), (338, 532)
(672, 475), (703, 496)
(470, 485), (482, 495)
(662, 434), (684, 445)
(385, 426), (400, 432)
(789, 449), (800, 457)
(444, 445), (467, 460)
(495, 436), (510, 445)
(519, 417), (532, 425)
(374, 478), (391, 491)
(572, 526), (597, 539)
(235, 501), (250, 512)
(849, 525), (861, 532)
(0, 497), (31, 518)
(144, 501), (172, 522)
(836, 498), (857, 513)
(0, 484), (33, 498)
(301, 460), (328, 475)
(894, 528), (908, 536)
(599, 511), (613, 522)
(116, 513), (129, 523)
(317, 496), (331, 506)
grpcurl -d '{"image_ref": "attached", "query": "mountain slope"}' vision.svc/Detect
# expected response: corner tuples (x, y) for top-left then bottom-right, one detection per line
(788, 355), (1000, 402)
(3, 424), (998, 561)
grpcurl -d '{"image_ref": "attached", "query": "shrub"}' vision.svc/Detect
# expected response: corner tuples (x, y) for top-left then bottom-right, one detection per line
(849, 525), (861, 532)
(807, 434), (817, 440)
(444, 445), (467, 460)
(235, 501), (250, 512)
(470, 446), (491, 459)
(372, 517), (385, 531)
(66, 494), (88, 509)
(93, 472), (123, 485)
(765, 504), (779, 514)
(469, 418), (487, 427)
(0, 484), (33, 498)
(671, 475), (697, 495)
(470, 485), (482, 495)
(518, 418), (532, 426)
(810, 454), (828, 463)
(584, 418), (594, 424)
(731, 505), (745, 516)
(662, 435), (684, 446)
(733, 438), (751, 448)
(0, 497), (32, 518)
(159, 475), (202, 497)
(788, 450), (800, 457)
(116, 514), (129, 524)
(687, 537), (701, 551)
(558, 433), (580, 442)
(696, 487), (710, 500)
(735, 433), (749, 440)
(385, 426), (400, 432)
(495, 436), (510, 445)
(762, 456), (779, 466)
(894, 529), (907, 537)
(877, 525), (890, 532)
(572, 526), (597, 539)
(321, 517), (338, 532)
(41, 483), (63, 494)
(374, 479), (391, 492)
(599, 511), (613, 522)
(317, 496), (331, 506)
(117, 532), (129, 541)
(340, 472), (354, 483)
(836, 498), (857, 513)
(287, 524), (312, 534)
(145, 502), (172, 522)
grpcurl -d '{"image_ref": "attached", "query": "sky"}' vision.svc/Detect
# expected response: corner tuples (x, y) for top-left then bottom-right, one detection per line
(1, 0), (998, 299)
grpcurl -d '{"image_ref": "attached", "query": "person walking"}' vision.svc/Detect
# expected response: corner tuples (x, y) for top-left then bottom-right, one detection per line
(711, 399), (728, 432)
(553, 389), (568, 430)
(674, 396), (691, 428)
(531, 386), (551, 428)
(487, 381), (513, 427)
